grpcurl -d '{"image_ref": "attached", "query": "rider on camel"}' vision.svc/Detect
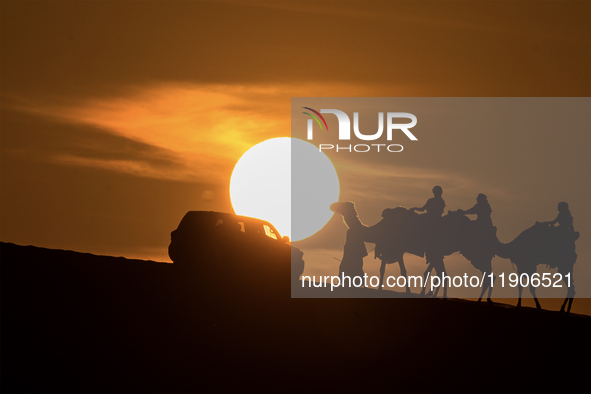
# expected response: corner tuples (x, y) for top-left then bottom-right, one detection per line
(412, 186), (447, 298)
(458, 193), (493, 230)
(541, 201), (574, 232)
(411, 185), (445, 218)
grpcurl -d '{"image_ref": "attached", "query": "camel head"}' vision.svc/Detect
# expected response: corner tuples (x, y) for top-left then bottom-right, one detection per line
(330, 201), (358, 218)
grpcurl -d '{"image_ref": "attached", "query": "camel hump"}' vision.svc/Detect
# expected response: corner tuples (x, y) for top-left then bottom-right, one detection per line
(381, 206), (408, 219)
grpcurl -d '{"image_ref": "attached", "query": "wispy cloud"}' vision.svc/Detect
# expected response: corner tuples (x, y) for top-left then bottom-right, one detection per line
(7, 83), (297, 182)
(7, 82), (394, 183)
(51, 154), (201, 182)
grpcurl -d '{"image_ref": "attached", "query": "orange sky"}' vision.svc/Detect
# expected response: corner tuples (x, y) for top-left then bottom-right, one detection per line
(1, 1), (589, 310)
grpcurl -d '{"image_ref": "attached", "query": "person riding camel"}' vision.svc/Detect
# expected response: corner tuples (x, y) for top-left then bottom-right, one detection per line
(458, 193), (493, 230)
(540, 201), (574, 232)
(538, 202), (578, 245)
(457, 193), (498, 266)
(411, 185), (445, 219)
(412, 186), (447, 298)
(411, 185), (446, 252)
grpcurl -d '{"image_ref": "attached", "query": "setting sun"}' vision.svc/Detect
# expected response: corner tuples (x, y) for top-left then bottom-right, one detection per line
(229, 137), (339, 241)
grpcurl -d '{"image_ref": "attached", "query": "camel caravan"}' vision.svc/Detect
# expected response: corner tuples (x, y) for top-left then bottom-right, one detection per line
(329, 186), (580, 313)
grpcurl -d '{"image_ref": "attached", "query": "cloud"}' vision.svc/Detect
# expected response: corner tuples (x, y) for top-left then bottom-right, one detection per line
(50, 154), (200, 182)
(8, 81), (428, 184)
(7, 83), (297, 183)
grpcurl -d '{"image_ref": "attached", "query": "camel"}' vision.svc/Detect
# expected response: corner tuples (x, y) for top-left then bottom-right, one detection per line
(374, 207), (498, 301)
(330, 202), (498, 300)
(365, 206), (422, 294)
(496, 222), (579, 313)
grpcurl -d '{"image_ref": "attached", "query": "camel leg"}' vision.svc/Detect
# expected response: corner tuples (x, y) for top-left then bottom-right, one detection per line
(516, 279), (523, 308)
(487, 275), (496, 303)
(529, 282), (541, 310)
(431, 261), (446, 298)
(432, 276), (440, 298)
(399, 258), (410, 294)
(560, 295), (569, 312)
(560, 269), (575, 314)
(429, 265), (440, 297)
(567, 271), (575, 314)
(420, 263), (432, 296)
(560, 269), (569, 312)
(439, 259), (448, 299)
(479, 260), (495, 303)
(477, 261), (488, 302)
(427, 262), (439, 297)
(477, 271), (488, 303)
(378, 260), (386, 291)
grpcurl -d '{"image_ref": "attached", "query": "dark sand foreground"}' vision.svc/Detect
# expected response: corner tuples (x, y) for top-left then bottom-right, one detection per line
(2, 242), (589, 393)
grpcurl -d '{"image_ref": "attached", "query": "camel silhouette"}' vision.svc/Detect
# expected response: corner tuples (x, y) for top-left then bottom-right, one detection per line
(496, 222), (579, 313)
(380, 207), (499, 301)
(330, 202), (499, 300)
(367, 206), (427, 294)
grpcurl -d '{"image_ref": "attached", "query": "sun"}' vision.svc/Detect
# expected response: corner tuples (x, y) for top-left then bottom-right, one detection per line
(230, 137), (339, 242)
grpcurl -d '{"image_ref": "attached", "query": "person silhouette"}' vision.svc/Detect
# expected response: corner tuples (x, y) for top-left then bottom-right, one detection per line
(331, 202), (368, 286)
(458, 193), (497, 302)
(412, 186), (447, 298)
(411, 185), (445, 218)
(458, 193), (493, 230)
(541, 201), (574, 232)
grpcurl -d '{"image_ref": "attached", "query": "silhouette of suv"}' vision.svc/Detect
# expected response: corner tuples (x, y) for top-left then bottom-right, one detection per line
(168, 211), (304, 283)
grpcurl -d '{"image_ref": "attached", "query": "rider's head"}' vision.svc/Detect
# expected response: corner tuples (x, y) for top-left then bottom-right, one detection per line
(558, 201), (569, 212)
(432, 185), (443, 197)
(477, 193), (488, 202)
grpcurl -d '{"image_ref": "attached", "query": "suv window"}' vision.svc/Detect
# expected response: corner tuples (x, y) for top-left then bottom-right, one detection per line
(263, 224), (278, 240)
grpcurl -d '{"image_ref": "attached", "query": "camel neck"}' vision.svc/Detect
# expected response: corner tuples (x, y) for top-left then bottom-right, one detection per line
(345, 214), (362, 229)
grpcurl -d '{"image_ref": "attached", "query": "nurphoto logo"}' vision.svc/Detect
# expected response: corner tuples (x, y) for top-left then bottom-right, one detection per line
(303, 107), (417, 153)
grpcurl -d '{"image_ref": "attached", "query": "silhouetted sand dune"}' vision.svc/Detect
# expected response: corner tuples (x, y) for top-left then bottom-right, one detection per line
(2, 242), (589, 393)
